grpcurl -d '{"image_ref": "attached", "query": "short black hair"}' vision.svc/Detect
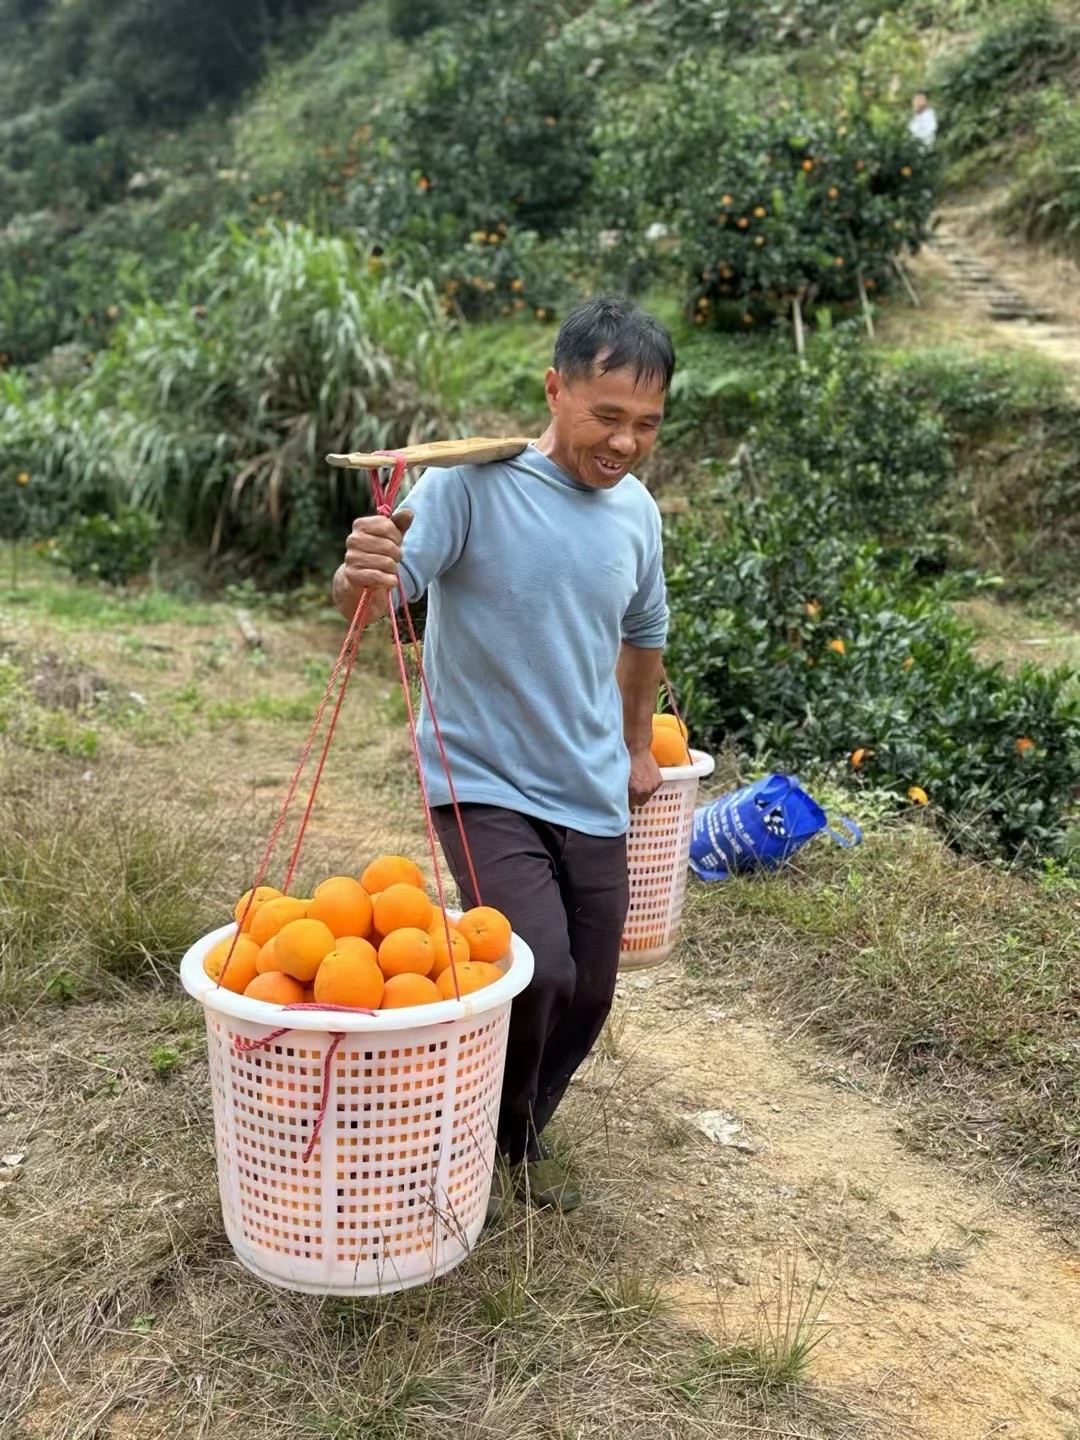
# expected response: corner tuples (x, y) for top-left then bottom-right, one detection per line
(553, 295), (676, 391)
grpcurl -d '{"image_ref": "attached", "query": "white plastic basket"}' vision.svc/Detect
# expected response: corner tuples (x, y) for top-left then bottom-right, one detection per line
(181, 918), (534, 1296)
(620, 748), (715, 970)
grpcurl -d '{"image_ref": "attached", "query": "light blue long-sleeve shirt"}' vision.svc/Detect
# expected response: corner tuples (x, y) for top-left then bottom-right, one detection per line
(395, 444), (668, 837)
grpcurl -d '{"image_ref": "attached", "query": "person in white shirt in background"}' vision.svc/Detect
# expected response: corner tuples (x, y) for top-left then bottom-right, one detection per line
(909, 91), (938, 147)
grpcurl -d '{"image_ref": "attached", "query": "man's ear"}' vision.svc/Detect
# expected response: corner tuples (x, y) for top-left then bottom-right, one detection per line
(544, 366), (561, 415)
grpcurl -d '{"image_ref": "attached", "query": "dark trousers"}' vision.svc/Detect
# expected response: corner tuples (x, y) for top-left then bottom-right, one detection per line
(432, 804), (629, 1164)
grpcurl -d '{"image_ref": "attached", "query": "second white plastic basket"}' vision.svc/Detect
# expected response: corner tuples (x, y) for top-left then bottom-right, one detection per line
(620, 748), (714, 970)
(181, 919), (533, 1296)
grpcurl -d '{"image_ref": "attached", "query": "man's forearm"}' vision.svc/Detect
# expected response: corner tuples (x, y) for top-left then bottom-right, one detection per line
(617, 642), (663, 753)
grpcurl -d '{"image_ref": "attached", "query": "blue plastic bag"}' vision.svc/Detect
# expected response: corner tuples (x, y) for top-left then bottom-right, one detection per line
(689, 773), (861, 881)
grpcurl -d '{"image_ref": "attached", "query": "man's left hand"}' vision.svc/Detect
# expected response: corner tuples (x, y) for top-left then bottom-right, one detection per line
(628, 748), (663, 810)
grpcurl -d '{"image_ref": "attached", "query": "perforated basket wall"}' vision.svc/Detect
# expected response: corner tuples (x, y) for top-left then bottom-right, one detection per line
(181, 925), (532, 1296)
(203, 1009), (510, 1294)
(620, 750), (714, 970)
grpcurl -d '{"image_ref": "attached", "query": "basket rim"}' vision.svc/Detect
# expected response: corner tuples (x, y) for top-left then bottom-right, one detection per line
(657, 747), (715, 782)
(180, 915), (534, 1031)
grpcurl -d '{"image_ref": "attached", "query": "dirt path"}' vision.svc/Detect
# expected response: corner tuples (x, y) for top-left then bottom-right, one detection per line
(592, 977), (1080, 1439)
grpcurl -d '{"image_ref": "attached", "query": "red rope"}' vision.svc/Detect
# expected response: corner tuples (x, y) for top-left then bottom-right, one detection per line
(660, 663), (693, 767)
(223, 447), (488, 1148)
(400, 596), (483, 908)
(234, 1024), (346, 1164)
(218, 589), (375, 988)
(281, 593), (369, 894)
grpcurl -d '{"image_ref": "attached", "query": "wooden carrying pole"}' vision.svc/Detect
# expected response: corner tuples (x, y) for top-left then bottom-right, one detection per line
(326, 437), (532, 471)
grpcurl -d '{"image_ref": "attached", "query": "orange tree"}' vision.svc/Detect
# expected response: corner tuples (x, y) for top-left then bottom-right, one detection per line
(359, 7), (596, 248)
(682, 104), (938, 325)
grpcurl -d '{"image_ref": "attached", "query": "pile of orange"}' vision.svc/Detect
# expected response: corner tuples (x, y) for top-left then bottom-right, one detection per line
(203, 853), (511, 1013)
(649, 712), (692, 768)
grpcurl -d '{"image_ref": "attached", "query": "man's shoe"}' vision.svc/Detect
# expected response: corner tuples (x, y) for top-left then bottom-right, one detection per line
(485, 1159), (514, 1226)
(519, 1156), (582, 1212)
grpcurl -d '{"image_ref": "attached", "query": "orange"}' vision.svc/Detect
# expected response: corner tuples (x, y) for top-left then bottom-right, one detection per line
(250, 895), (309, 947)
(374, 883), (433, 935)
(361, 854), (425, 894)
(380, 973), (441, 1009)
(650, 726), (689, 767)
(456, 906), (512, 963)
(301, 984), (316, 1002)
(308, 876), (373, 939)
(244, 971), (305, 1006)
(204, 933), (260, 993)
(234, 885), (284, 931)
(378, 927), (434, 978)
(314, 944), (384, 1008)
(653, 712), (689, 740)
(255, 934), (280, 974)
(436, 960), (502, 1000)
(275, 918), (336, 982)
(429, 920), (470, 978)
(332, 935), (377, 962)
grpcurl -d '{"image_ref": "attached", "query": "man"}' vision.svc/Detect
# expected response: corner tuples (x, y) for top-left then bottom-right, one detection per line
(332, 295), (674, 1213)
(909, 91), (938, 147)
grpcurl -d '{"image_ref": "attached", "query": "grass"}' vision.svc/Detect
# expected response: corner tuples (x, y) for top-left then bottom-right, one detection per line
(0, 985), (864, 1440)
(0, 771), (232, 1017)
(672, 1258), (828, 1397)
(681, 825), (1080, 1197)
(958, 596), (1080, 685)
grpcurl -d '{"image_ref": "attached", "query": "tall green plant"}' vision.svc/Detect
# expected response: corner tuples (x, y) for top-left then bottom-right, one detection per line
(0, 224), (453, 575)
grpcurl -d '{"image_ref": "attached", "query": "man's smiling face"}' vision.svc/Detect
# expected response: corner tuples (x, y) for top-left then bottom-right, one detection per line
(544, 357), (667, 489)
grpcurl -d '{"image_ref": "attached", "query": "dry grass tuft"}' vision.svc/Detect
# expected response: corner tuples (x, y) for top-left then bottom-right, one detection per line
(0, 766), (233, 1018)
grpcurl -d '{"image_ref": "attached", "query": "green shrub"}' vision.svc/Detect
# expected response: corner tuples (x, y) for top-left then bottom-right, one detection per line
(387, 0), (451, 40)
(665, 483), (1079, 862)
(745, 332), (953, 554)
(999, 85), (1080, 257)
(46, 507), (161, 587)
(896, 348), (1080, 607)
(937, 3), (1080, 159)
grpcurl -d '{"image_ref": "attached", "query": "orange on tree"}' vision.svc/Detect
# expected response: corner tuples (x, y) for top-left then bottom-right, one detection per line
(244, 971), (305, 1005)
(204, 933), (260, 993)
(456, 906), (512, 962)
(314, 944), (384, 1008)
(308, 876), (373, 939)
(275, 917), (336, 982)
(255, 934), (280, 974)
(380, 973), (441, 1009)
(361, 854), (425, 894)
(374, 883), (433, 935)
(234, 885), (284, 932)
(435, 960), (502, 1000)
(250, 895), (309, 947)
(378, 927), (435, 978)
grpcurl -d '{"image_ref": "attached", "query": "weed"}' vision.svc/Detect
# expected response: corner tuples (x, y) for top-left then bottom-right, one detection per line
(148, 1046), (181, 1080)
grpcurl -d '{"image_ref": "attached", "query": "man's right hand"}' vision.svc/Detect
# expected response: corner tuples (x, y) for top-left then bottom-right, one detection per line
(333, 509), (414, 621)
